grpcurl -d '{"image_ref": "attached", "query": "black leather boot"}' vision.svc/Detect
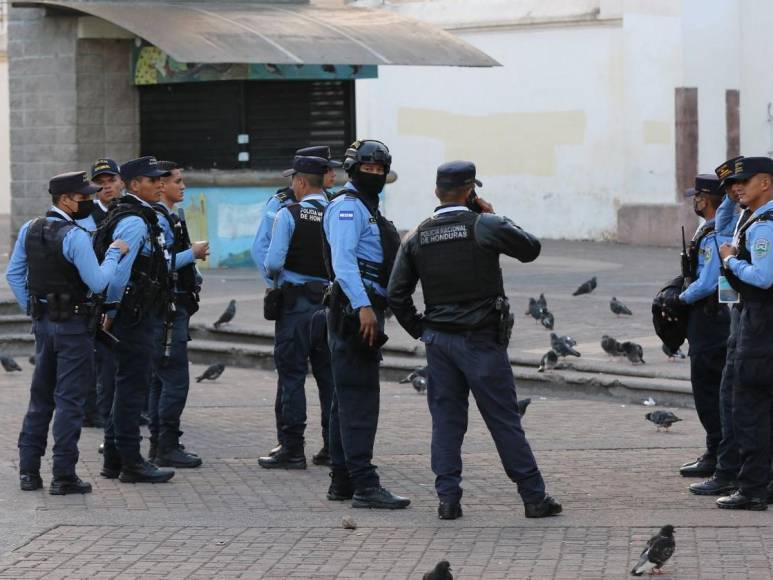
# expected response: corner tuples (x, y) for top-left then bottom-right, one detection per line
(20, 471), (43, 491)
(327, 470), (354, 501)
(717, 491), (768, 511)
(312, 446), (331, 466)
(352, 486), (411, 509)
(50, 475), (92, 495)
(155, 446), (202, 468)
(524, 495), (563, 518)
(258, 446), (306, 469)
(119, 460), (175, 483)
(438, 501), (463, 520)
(101, 447), (122, 479)
(680, 454), (716, 477)
(689, 476), (738, 496)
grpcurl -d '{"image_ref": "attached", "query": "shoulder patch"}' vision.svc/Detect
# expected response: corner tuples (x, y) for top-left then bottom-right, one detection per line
(754, 238), (770, 259)
(338, 210), (354, 221)
(702, 245), (712, 262)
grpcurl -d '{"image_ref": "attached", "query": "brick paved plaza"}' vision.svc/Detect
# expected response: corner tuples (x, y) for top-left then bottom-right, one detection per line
(0, 363), (771, 579)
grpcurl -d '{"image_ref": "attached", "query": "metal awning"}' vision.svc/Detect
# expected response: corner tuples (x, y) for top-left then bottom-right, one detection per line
(13, 1), (500, 67)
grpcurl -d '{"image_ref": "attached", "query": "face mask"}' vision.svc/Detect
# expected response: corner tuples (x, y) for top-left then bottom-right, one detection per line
(351, 171), (387, 196)
(72, 199), (94, 220)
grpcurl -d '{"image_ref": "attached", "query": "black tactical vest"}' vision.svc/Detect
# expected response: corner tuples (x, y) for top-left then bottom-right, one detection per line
(25, 212), (89, 303)
(322, 189), (401, 287)
(91, 203), (108, 227)
(93, 195), (168, 316)
(285, 199), (328, 279)
(726, 210), (773, 302)
(688, 222), (716, 280)
(153, 204), (199, 294)
(414, 210), (504, 305)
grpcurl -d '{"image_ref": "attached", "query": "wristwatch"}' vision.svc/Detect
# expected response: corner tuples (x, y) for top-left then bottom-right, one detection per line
(722, 255), (735, 269)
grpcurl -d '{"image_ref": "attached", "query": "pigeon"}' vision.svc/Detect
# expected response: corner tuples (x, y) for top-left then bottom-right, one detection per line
(661, 344), (686, 360)
(214, 300), (236, 329)
(196, 363), (225, 383)
(631, 525), (675, 576)
(526, 297), (543, 322)
(572, 276), (597, 296)
(517, 398), (531, 417)
(610, 296), (633, 316)
(537, 293), (548, 311)
(28, 355), (36, 366)
(341, 516), (357, 530)
(621, 341), (645, 364)
(1, 354), (22, 372)
(399, 367), (427, 393)
(423, 560), (453, 580)
(645, 410), (682, 431)
(550, 333), (581, 358)
(601, 335), (624, 357)
(539, 309), (555, 330)
(538, 350), (558, 372)
(322, 64), (336, 74)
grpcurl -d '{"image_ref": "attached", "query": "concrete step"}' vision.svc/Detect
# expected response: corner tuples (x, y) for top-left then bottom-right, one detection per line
(0, 299), (23, 316)
(0, 314), (33, 334)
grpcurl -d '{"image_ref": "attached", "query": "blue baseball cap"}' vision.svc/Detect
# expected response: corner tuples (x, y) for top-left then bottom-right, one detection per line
(436, 160), (482, 188)
(120, 156), (171, 181)
(91, 158), (120, 179)
(49, 171), (102, 196)
(295, 145), (342, 168)
(282, 156), (335, 177)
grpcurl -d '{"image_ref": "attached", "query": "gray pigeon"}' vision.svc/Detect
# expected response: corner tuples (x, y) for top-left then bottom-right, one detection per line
(610, 296), (633, 316)
(1, 354), (22, 372)
(572, 276), (597, 296)
(526, 297), (543, 322)
(550, 333), (581, 358)
(399, 367), (427, 393)
(423, 560), (453, 580)
(538, 350), (558, 372)
(645, 410), (682, 431)
(214, 300), (236, 329)
(631, 525), (675, 576)
(601, 335), (624, 357)
(517, 398), (531, 417)
(539, 309), (555, 330)
(661, 344), (686, 360)
(196, 363), (225, 382)
(537, 293), (548, 311)
(621, 341), (645, 364)
(28, 354), (36, 366)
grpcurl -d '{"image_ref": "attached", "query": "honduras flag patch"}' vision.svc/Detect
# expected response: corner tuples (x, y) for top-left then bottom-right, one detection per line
(339, 210), (354, 220)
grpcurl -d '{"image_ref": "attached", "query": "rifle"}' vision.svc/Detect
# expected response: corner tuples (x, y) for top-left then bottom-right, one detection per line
(681, 226), (693, 289)
(160, 216), (180, 365)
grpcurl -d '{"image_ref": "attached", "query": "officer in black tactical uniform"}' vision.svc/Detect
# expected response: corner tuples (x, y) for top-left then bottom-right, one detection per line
(96, 156), (175, 484)
(322, 140), (410, 509)
(6, 171), (129, 494)
(388, 161), (562, 519)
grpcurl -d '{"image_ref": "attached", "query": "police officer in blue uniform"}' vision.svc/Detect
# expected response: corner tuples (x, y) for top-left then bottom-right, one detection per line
(675, 175), (730, 478)
(5, 171), (129, 494)
(690, 158), (747, 496)
(148, 161), (209, 468)
(258, 156), (335, 469)
(717, 156), (773, 510)
(388, 161), (562, 519)
(96, 156), (175, 484)
(81, 158), (124, 428)
(322, 139), (409, 509)
(252, 145), (341, 458)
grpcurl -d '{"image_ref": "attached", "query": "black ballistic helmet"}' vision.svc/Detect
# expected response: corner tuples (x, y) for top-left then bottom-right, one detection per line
(343, 140), (391, 174)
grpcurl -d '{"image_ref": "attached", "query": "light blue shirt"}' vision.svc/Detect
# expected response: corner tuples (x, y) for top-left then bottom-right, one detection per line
(726, 200), (773, 289)
(155, 204), (203, 292)
(105, 194), (164, 307)
(5, 207), (122, 311)
(251, 188), (295, 284)
(680, 218), (727, 304)
(322, 182), (385, 309)
(265, 193), (329, 287)
(77, 214), (97, 233)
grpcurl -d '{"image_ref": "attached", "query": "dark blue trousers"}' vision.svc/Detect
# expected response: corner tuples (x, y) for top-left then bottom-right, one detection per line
(422, 327), (546, 505)
(734, 383), (772, 499)
(103, 313), (157, 465)
(715, 306), (741, 480)
(274, 295), (333, 451)
(327, 309), (382, 489)
(689, 349), (726, 459)
(95, 340), (116, 423)
(149, 305), (192, 451)
(18, 314), (93, 477)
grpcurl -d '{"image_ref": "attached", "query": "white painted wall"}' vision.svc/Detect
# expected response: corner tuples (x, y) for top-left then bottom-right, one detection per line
(354, 0), (759, 239)
(0, 54), (9, 215)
